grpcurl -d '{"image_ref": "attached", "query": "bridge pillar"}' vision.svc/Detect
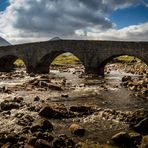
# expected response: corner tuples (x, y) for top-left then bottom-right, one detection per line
(26, 65), (49, 74)
(85, 66), (104, 76)
(0, 63), (16, 72)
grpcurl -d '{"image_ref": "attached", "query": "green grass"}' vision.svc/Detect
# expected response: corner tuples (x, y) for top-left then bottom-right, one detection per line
(13, 55), (81, 67)
(51, 54), (81, 65)
(13, 55), (147, 72)
(14, 59), (24, 67)
(114, 56), (139, 64)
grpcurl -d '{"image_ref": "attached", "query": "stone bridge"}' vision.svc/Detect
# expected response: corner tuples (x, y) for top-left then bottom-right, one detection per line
(0, 40), (147, 75)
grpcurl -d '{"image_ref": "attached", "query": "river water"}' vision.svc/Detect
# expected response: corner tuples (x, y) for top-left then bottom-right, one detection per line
(0, 66), (147, 144)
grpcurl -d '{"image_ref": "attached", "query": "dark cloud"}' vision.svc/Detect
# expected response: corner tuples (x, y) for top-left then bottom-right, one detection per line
(0, 0), (147, 43)
(11, 0), (113, 37)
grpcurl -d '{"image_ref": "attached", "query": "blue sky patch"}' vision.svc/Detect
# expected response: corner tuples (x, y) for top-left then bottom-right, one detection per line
(110, 5), (148, 29)
(0, 0), (9, 11)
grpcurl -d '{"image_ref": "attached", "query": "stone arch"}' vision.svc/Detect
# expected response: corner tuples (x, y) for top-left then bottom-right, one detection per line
(0, 55), (27, 72)
(97, 54), (148, 76)
(35, 51), (85, 74)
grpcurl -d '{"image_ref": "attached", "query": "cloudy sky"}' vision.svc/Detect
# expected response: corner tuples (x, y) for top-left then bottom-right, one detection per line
(0, 0), (148, 44)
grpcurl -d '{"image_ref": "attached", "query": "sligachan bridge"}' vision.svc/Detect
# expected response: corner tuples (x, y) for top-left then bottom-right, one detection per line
(0, 40), (147, 75)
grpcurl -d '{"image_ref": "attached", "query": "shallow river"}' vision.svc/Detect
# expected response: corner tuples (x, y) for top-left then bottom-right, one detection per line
(0, 68), (147, 144)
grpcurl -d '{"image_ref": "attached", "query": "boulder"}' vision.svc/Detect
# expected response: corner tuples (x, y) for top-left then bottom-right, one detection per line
(0, 133), (19, 144)
(69, 124), (85, 136)
(133, 118), (148, 134)
(48, 84), (63, 91)
(61, 93), (69, 98)
(28, 136), (37, 145)
(31, 119), (53, 133)
(122, 76), (132, 82)
(33, 132), (54, 142)
(128, 132), (142, 145)
(0, 100), (20, 111)
(139, 135), (148, 148)
(39, 104), (72, 118)
(13, 97), (24, 103)
(69, 106), (94, 115)
(111, 132), (130, 144)
(17, 114), (34, 126)
(35, 139), (51, 148)
(34, 96), (40, 101)
(52, 134), (75, 148)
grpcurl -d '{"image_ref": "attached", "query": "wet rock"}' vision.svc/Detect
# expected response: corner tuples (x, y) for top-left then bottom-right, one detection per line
(2, 110), (11, 116)
(1, 143), (11, 148)
(69, 106), (94, 115)
(34, 96), (40, 101)
(121, 75), (148, 99)
(17, 114), (34, 126)
(13, 97), (24, 103)
(133, 118), (148, 134)
(122, 81), (129, 87)
(111, 132), (130, 145)
(35, 139), (51, 148)
(39, 104), (73, 118)
(0, 100), (20, 111)
(33, 132), (44, 139)
(0, 86), (12, 94)
(142, 89), (148, 95)
(0, 133), (19, 144)
(28, 136), (37, 145)
(27, 77), (63, 91)
(27, 103), (42, 112)
(48, 84), (63, 91)
(128, 132), (142, 146)
(139, 135), (148, 148)
(15, 112), (24, 118)
(52, 134), (75, 148)
(75, 142), (85, 148)
(19, 135), (27, 142)
(33, 132), (54, 142)
(128, 109), (148, 125)
(39, 81), (49, 88)
(29, 73), (36, 77)
(122, 76), (132, 82)
(61, 93), (69, 98)
(30, 119), (53, 133)
(22, 126), (30, 134)
(69, 124), (85, 136)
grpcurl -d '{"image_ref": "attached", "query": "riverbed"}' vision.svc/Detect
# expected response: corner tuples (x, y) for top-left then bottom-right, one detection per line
(0, 65), (147, 147)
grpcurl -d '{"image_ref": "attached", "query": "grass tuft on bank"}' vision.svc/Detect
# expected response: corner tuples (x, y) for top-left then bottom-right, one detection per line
(14, 59), (24, 67)
(51, 54), (81, 65)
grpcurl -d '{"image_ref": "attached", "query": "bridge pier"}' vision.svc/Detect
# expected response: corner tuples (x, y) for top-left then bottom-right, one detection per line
(0, 63), (16, 72)
(0, 66), (15, 72)
(85, 66), (104, 76)
(26, 65), (49, 74)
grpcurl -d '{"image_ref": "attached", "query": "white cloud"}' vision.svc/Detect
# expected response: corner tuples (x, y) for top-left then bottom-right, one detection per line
(85, 22), (148, 41)
(0, 0), (147, 44)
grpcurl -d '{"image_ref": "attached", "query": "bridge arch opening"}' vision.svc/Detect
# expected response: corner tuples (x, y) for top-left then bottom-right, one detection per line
(36, 52), (85, 74)
(50, 52), (84, 72)
(99, 55), (148, 76)
(0, 55), (26, 72)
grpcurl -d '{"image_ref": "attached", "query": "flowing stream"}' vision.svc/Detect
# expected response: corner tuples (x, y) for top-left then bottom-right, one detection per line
(0, 67), (147, 144)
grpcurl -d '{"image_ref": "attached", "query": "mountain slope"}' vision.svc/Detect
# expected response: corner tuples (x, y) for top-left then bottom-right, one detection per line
(0, 37), (11, 46)
(50, 37), (62, 41)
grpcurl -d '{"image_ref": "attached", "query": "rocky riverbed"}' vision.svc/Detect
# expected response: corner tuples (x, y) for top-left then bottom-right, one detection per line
(0, 64), (147, 148)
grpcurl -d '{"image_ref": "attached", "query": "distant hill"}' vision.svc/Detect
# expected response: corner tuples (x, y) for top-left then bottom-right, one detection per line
(0, 37), (10, 46)
(50, 37), (62, 41)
